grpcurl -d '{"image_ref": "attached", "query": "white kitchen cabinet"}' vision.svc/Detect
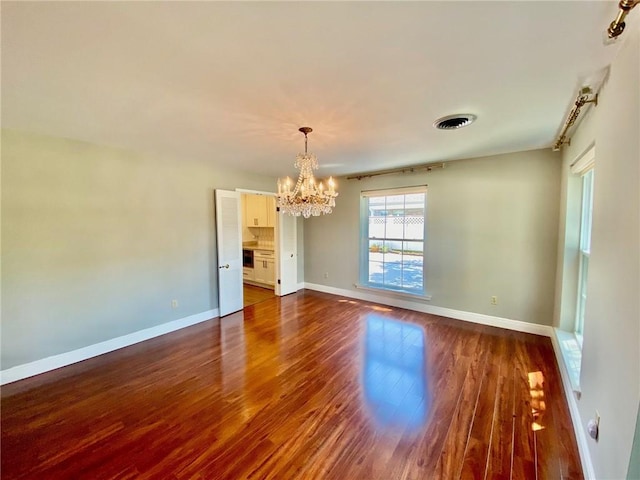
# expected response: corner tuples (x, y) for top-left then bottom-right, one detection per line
(243, 267), (255, 281)
(264, 259), (275, 286)
(265, 196), (276, 227)
(245, 195), (276, 228)
(254, 250), (275, 286)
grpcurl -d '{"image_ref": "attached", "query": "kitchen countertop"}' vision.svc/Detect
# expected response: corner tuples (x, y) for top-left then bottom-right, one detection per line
(242, 244), (274, 252)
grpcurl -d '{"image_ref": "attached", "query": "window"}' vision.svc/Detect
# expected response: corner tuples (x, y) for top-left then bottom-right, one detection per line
(575, 168), (594, 344)
(360, 186), (427, 295)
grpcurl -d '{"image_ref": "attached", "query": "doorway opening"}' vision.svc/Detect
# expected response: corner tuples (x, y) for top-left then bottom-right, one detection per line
(241, 192), (277, 308)
(215, 188), (298, 317)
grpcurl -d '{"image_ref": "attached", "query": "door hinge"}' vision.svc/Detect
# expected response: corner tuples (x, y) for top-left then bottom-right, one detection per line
(276, 207), (280, 212)
(278, 279), (281, 285)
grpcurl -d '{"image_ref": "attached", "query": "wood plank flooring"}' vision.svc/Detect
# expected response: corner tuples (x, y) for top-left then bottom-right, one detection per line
(243, 284), (275, 307)
(1, 290), (582, 479)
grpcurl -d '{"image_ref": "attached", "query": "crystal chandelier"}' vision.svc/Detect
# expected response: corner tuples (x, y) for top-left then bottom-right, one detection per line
(276, 127), (338, 218)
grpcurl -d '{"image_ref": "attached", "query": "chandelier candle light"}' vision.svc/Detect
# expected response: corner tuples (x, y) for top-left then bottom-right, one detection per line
(276, 127), (338, 218)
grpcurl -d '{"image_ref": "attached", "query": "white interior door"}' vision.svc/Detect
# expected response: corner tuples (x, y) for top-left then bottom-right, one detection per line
(276, 209), (298, 296)
(215, 189), (243, 316)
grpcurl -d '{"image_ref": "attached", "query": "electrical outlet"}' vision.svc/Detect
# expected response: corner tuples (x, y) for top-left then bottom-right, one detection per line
(171, 299), (179, 308)
(491, 296), (498, 305)
(324, 272), (329, 279)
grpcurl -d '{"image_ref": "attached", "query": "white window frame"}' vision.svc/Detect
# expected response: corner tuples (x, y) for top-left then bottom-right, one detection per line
(359, 186), (427, 297)
(575, 168), (594, 346)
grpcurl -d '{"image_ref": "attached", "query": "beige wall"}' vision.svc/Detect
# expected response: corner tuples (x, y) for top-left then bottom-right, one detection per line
(1, 130), (277, 369)
(554, 23), (639, 479)
(304, 148), (561, 325)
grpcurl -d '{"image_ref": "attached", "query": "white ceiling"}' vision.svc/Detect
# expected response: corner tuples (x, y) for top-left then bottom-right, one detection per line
(1, 1), (622, 178)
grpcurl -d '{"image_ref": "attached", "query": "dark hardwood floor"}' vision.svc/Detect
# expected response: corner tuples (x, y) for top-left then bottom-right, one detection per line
(1, 290), (582, 479)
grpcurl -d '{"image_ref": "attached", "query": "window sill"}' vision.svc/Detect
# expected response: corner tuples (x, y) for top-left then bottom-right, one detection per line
(554, 328), (582, 397)
(354, 283), (432, 302)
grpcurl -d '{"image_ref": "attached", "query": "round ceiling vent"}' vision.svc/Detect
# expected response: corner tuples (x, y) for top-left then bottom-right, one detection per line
(433, 114), (477, 130)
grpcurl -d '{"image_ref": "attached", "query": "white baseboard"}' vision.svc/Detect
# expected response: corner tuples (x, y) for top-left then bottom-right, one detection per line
(303, 283), (553, 337)
(1, 309), (219, 386)
(550, 329), (595, 479)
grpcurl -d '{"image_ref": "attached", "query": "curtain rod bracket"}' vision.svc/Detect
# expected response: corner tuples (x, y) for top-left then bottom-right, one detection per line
(552, 88), (598, 152)
(607, 0), (639, 39)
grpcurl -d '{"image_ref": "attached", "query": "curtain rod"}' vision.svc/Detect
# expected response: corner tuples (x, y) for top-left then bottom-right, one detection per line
(552, 87), (598, 151)
(346, 162), (445, 181)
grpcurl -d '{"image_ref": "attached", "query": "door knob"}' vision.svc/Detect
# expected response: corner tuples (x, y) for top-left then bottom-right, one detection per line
(218, 264), (230, 269)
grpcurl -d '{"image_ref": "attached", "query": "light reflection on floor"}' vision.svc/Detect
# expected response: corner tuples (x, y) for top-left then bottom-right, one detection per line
(528, 370), (546, 432)
(362, 314), (429, 430)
